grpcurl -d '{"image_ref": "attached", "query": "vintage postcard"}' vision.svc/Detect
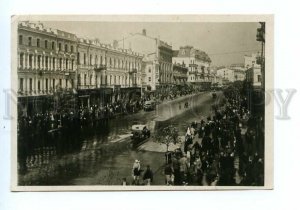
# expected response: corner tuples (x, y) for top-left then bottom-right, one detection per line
(11, 15), (273, 191)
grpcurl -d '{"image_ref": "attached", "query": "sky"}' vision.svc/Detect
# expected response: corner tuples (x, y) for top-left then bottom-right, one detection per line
(43, 21), (261, 66)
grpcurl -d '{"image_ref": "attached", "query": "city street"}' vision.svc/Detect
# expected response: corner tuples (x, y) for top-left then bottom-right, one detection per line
(16, 20), (265, 188)
(18, 91), (220, 185)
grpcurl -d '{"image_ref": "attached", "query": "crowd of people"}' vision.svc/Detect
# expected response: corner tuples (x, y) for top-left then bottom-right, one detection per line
(162, 87), (264, 186)
(126, 85), (264, 186)
(18, 84), (203, 138)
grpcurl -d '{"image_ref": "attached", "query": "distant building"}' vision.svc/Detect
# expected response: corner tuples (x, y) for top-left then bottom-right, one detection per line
(244, 53), (261, 69)
(244, 53), (262, 90)
(17, 21), (78, 115)
(216, 67), (245, 83)
(172, 63), (188, 85)
(120, 30), (173, 92)
(172, 46), (212, 89)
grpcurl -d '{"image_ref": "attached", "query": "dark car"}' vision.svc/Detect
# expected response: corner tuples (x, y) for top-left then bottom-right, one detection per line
(144, 100), (156, 111)
(131, 124), (151, 147)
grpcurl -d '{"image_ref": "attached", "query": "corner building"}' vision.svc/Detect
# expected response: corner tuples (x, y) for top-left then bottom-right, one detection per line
(17, 21), (77, 115)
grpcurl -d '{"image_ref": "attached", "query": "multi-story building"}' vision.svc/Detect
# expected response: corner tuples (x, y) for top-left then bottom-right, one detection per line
(17, 21), (77, 115)
(172, 63), (188, 85)
(216, 68), (234, 83)
(120, 29), (173, 92)
(216, 67), (246, 83)
(245, 53), (262, 90)
(76, 38), (143, 107)
(172, 46), (212, 89)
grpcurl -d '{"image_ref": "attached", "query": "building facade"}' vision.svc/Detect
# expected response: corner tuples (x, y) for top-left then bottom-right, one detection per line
(245, 53), (262, 90)
(172, 46), (212, 89)
(121, 29), (173, 92)
(77, 38), (143, 107)
(172, 63), (188, 85)
(216, 67), (246, 83)
(17, 21), (78, 115)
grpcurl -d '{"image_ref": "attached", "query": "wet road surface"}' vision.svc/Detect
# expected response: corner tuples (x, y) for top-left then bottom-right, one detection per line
(18, 91), (221, 185)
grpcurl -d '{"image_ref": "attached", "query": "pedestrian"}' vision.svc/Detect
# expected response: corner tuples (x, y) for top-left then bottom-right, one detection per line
(132, 159), (141, 185)
(143, 165), (153, 186)
(194, 155), (203, 185)
(164, 163), (174, 185)
(186, 126), (191, 137)
(179, 153), (189, 185)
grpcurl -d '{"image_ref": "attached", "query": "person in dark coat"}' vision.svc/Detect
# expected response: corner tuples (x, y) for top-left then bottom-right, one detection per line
(143, 165), (153, 185)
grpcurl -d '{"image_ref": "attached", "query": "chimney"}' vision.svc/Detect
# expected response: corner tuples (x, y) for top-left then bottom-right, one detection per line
(113, 40), (118, 48)
(142, 29), (146, 36)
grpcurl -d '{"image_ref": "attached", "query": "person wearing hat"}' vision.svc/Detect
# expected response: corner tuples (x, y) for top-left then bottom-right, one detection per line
(132, 160), (141, 185)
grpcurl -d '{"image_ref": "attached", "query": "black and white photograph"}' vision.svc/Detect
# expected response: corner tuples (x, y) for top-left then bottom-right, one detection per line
(11, 15), (273, 190)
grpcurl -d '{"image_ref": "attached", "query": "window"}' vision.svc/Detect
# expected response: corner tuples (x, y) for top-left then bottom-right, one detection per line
(45, 79), (48, 90)
(19, 35), (23, 45)
(19, 78), (24, 91)
(29, 78), (32, 91)
(45, 56), (48, 69)
(84, 53), (86, 65)
(59, 79), (62, 87)
(258, 75), (261, 82)
(77, 74), (81, 85)
(38, 81), (40, 91)
(71, 79), (74, 88)
(148, 68), (151, 73)
(100, 56), (103, 65)
(148, 77), (151, 82)
(71, 45), (74, 53)
(65, 44), (68, 52)
(59, 58), (62, 69)
(84, 74), (87, 85)
(77, 52), (80, 64)
(90, 55), (92, 65)
(66, 79), (68, 88)
(52, 58), (55, 70)
(71, 60), (74, 70)
(52, 41), (55, 50)
(58, 43), (62, 51)
(52, 79), (55, 88)
(28, 37), (32, 46)
(37, 38), (40, 47)
(95, 55), (98, 66)
(20, 53), (24, 68)
(29, 55), (33, 68)
(45, 40), (48, 49)
(66, 59), (68, 70)
(38, 55), (41, 68)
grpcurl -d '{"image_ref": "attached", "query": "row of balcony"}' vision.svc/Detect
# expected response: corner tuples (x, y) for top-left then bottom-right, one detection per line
(77, 83), (140, 89)
(18, 87), (75, 96)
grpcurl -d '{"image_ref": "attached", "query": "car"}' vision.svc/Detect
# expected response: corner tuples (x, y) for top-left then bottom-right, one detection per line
(143, 100), (156, 111)
(131, 124), (150, 138)
(131, 124), (151, 146)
